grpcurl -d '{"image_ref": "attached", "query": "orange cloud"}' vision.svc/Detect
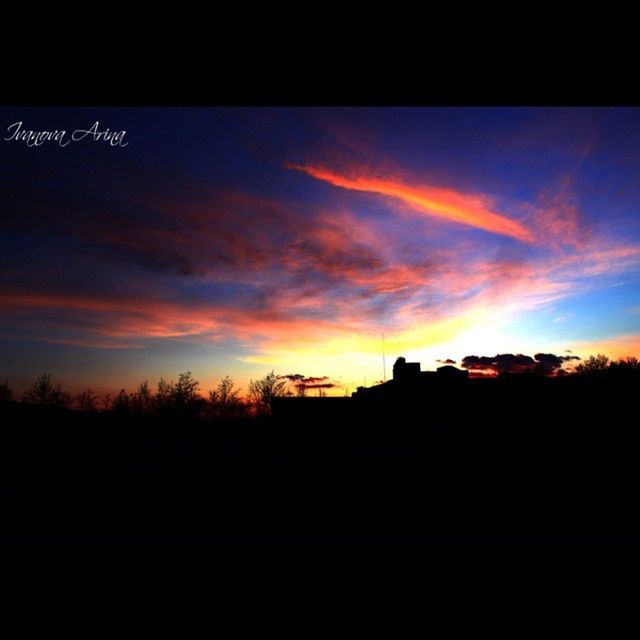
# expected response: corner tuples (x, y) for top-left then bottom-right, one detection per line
(0, 290), (361, 349)
(289, 163), (534, 243)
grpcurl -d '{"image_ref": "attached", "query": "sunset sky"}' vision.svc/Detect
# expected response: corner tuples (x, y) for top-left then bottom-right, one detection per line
(2, 107), (640, 396)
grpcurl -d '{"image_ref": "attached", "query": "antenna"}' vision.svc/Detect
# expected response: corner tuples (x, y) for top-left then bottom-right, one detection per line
(382, 332), (386, 382)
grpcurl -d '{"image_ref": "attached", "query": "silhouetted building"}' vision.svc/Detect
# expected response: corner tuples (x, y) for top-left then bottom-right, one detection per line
(393, 357), (421, 382)
(436, 365), (469, 381)
(390, 358), (468, 385)
(349, 357), (470, 404)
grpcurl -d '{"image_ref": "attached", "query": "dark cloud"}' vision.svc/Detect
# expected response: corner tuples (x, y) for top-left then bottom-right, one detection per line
(1, 178), (437, 331)
(496, 354), (536, 373)
(0, 128), (452, 346)
(533, 353), (565, 372)
(460, 355), (497, 371)
(437, 358), (456, 364)
(461, 353), (581, 375)
(281, 374), (330, 383)
(533, 352), (580, 373)
(280, 374), (338, 392)
(302, 376), (330, 384)
(301, 383), (336, 389)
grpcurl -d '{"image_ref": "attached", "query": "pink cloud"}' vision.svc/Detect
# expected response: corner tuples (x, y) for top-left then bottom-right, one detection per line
(289, 163), (535, 242)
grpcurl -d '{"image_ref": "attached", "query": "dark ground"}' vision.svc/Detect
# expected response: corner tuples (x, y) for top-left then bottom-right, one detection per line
(1, 383), (639, 626)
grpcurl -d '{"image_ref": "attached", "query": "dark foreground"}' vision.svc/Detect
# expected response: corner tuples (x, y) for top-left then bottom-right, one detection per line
(1, 378), (639, 535)
(2, 389), (639, 627)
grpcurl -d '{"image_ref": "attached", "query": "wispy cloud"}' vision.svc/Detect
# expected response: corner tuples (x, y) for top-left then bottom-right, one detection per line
(3, 185), (640, 364)
(288, 163), (535, 242)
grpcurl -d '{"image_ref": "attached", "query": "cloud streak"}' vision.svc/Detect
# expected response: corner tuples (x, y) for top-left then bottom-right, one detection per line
(288, 163), (534, 242)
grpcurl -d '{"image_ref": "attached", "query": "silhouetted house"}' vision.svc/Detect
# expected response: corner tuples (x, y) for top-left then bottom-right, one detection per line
(351, 356), (471, 399)
(393, 357), (421, 382)
(436, 365), (469, 381)
(391, 358), (468, 384)
(273, 357), (471, 423)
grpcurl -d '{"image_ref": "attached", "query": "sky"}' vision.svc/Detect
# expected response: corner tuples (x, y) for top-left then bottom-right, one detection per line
(1, 107), (640, 396)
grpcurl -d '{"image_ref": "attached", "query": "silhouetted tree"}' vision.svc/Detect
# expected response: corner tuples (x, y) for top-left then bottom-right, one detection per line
(22, 373), (72, 408)
(130, 380), (153, 415)
(112, 389), (131, 413)
(0, 380), (13, 402)
(575, 354), (610, 375)
(154, 372), (202, 417)
(75, 389), (98, 412)
(102, 393), (112, 411)
(155, 377), (172, 413)
(610, 356), (640, 371)
(173, 371), (199, 406)
(209, 376), (244, 417)
(248, 371), (289, 414)
(294, 382), (307, 397)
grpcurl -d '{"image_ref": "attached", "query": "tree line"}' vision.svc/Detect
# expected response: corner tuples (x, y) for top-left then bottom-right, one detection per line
(0, 370), (293, 418)
(1, 354), (639, 416)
